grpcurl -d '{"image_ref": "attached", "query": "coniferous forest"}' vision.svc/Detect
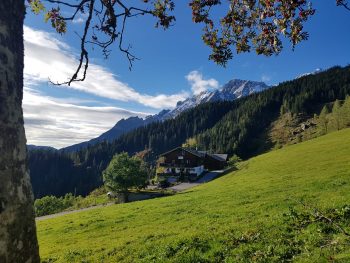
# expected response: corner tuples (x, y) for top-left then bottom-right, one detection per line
(28, 65), (350, 198)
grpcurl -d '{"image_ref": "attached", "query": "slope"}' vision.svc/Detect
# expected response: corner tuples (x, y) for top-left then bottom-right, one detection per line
(61, 116), (146, 152)
(60, 110), (172, 153)
(37, 129), (350, 262)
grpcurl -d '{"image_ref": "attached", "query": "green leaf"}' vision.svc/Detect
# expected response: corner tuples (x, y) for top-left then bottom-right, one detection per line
(44, 12), (50, 23)
(30, 0), (45, 15)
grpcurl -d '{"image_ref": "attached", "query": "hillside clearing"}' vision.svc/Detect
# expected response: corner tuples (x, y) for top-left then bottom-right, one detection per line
(37, 129), (350, 262)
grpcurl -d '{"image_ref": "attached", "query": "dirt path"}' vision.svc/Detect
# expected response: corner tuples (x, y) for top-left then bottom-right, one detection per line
(168, 170), (223, 192)
(36, 171), (224, 221)
(35, 203), (113, 221)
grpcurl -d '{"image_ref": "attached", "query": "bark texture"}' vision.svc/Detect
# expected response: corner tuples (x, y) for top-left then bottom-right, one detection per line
(0, 1), (40, 262)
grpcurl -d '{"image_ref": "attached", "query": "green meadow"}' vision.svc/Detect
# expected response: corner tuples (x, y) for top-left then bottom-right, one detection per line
(37, 129), (350, 262)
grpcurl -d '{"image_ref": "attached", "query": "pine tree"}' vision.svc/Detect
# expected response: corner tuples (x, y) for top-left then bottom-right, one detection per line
(331, 100), (342, 131)
(318, 105), (330, 135)
(341, 95), (350, 127)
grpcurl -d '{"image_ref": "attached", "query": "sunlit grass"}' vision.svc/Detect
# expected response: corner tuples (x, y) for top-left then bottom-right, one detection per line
(37, 129), (350, 262)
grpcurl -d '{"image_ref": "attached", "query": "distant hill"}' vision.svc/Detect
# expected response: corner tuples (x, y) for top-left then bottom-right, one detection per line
(27, 145), (57, 151)
(37, 128), (350, 262)
(61, 116), (145, 152)
(62, 110), (173, 152)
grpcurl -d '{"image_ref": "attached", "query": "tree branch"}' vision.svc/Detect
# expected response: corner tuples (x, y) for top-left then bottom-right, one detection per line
(119, 12), (138, 70)
(298, 200), (350, 237)
(44, 0), (82, 8)
(60, 0), (89, 21)
(31, 0), (175, 85)
(340, 2), (350, 11)
(51, 0), (94, 86)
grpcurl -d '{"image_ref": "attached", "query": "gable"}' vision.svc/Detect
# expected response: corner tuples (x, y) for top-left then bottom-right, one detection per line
(161, 147), (203, 158)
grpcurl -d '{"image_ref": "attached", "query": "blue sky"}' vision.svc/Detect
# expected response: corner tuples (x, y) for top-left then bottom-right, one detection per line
(23, 1), (350, 148)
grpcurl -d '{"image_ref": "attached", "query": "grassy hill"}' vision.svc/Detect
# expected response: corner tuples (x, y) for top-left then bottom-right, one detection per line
(37, 129), (350, 262)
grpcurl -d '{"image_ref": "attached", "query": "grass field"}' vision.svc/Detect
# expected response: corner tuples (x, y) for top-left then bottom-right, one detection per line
(37, 129), (350, 262)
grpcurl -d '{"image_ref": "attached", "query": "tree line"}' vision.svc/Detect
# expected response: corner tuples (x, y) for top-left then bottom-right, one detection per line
(318, 96), (350, 134)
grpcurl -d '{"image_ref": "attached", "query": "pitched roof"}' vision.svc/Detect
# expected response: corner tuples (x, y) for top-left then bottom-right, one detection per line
(160, 147), (203, 158)
(184, 148), (206, 158)
(209, 154), (228, 162)
(160, 147), (227, 161)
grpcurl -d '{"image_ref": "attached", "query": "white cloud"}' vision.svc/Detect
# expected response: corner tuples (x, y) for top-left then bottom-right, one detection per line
(23, 88), (150, 149)
(186, 70), (219, 95)
(72, 17), (85, 24)
(23, 26), (188, 109)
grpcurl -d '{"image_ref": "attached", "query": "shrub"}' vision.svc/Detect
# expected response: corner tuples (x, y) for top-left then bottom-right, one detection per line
(34, 194), (76, 216)
(227, 154), (242, 168)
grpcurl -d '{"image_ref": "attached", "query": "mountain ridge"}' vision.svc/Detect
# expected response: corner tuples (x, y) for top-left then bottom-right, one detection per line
(59, 79), (269, 152)
(161, 79), (269, 119)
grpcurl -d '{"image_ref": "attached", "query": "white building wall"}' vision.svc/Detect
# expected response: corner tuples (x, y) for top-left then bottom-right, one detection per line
(163, 165), (204, 177)
(188, 165), (204, 176)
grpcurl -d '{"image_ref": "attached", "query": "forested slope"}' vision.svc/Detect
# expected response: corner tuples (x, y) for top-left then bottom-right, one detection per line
(196, 66), (350, 157)
(29, 101), (237, 197)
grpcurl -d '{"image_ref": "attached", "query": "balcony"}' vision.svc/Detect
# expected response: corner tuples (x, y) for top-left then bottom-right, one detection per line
(158, 163), (196, 168)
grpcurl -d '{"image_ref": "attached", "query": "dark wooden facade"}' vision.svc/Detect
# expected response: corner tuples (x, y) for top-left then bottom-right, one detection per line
(160, 148), (203, 168)
(159, 147), (227, 172)
(204, 154), (226, 170)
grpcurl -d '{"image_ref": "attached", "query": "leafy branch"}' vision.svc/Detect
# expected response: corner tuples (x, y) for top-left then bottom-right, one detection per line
(27, 0), (175, 85)
(27, 0), (349, 83)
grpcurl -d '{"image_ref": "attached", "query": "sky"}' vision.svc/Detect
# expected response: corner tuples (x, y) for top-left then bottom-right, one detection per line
(23, 1), (350, 149)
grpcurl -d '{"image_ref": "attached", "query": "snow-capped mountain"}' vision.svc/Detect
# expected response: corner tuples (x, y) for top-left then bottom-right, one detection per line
(161, 79), (269, 119)
(58, 79), (269, 152)
(296, 68), (324, 79)
(144, 109), (171, 124)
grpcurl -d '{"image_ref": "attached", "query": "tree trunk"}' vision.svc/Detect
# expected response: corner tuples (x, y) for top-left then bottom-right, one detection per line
(117, 192), (129, 203)
(124, 192), (129, 203)
(0, 1), (40, 262)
